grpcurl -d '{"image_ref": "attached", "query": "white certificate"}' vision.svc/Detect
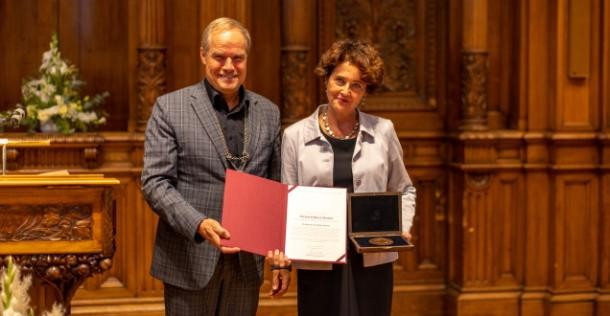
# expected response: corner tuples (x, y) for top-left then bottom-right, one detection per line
(284, 186), (347, 263)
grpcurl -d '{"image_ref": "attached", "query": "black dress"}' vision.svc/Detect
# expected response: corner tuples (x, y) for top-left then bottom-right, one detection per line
(296, 133), (393, 316)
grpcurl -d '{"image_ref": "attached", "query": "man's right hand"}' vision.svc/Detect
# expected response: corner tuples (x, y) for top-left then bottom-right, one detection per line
(198, 218), (240, 254)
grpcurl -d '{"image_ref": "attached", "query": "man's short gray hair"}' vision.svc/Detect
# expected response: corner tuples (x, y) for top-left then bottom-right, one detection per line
(200, 17), (251, 53)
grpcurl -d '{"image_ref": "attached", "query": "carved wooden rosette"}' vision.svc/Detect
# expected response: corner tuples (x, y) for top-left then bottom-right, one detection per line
(465, 173), (491, 191)
(460, 52), (489, 130)
(281, 46), (310, 124)
(136, 48), (166, 132)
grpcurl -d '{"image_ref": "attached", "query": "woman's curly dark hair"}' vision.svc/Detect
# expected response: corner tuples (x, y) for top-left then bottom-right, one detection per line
(314, 39), (384, 94)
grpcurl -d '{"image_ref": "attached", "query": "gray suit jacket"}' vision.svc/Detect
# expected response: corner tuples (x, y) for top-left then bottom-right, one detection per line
(141, 81), (281, 290)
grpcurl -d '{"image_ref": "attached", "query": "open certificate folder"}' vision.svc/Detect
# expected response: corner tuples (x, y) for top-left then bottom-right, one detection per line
(221, 169), (347, 263)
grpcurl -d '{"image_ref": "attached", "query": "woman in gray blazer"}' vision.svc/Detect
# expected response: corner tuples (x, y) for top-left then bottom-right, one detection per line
(281, 39), (416, 316)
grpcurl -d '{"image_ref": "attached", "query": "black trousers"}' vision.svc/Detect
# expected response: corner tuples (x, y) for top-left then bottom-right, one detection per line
(297, 249), (393, 316)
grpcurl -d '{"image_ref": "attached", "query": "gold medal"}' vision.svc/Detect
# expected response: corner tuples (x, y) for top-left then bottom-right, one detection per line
(369, 237), (393, 246)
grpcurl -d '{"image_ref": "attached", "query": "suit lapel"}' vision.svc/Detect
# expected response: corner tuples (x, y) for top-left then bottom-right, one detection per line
(190, 82), (229, 169)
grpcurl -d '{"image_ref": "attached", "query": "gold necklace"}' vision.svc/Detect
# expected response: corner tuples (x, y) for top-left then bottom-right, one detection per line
(322, 110), (359, 140)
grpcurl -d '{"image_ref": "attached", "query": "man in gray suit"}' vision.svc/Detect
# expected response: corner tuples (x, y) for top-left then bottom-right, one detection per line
(141, 17), (290, 315)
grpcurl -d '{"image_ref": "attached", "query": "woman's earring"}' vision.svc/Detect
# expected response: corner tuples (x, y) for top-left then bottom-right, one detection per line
(359, 96), (366, 108)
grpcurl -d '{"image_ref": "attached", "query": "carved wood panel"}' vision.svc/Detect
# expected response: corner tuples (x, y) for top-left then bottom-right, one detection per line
(491, 173), (523, 287)
(394, 169), (446, 283)
(0, 204), (93, 241)
(462, 173), (493, 286)
(524, 171), (551, 288)
(461, 52), (489, 130)
(320, 0), (442, 112)
(552, 173), (599, 291)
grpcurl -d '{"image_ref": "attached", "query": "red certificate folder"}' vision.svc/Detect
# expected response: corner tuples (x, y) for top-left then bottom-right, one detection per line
(221, 169), (288, 256)
(221, 169), (346, 263)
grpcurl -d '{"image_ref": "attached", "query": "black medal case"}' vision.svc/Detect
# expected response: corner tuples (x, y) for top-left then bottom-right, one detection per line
(348, 192), (414, 253)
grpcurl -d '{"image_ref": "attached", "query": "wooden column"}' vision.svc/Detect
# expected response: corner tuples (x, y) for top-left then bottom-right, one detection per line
(460, 0), (489, 130)
(280, 0), (314, 125)
(135, 0), (166, 133)
(449, 1), (526, 315)
(602, 4), (610, 314)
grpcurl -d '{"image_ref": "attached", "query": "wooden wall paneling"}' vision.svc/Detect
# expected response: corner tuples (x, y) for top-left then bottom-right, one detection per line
(396, 172), (442, 280)
(249, 0), (281, 106)
(183, 1), (280, 105)
(602, 1), (610, 302)
(460, 0), (489, 131)
(396, 134), (446, 284)
(446, 0), (463, 132)
(604, 0), (610, 131)
(516, 0), (528, 131)
(446, 167), (468, 316)
(599, 13), (610, 280)
(550, 0), (600, 131)
(74, 176), (136, 296)
(67, 136), (165, 314)
(599, 160), (610, 316)
(0, 0), (58, 113)
(434, 0), (449, 127)
(447, 132), (527, 315)
(127, 1), (139, 134)
(553, 174), (600, 284)
(522, 172), (551, 315)
(521, 133), (551, 315)
(546, 134), (599, 316)
(549, 171), (599, 314)
(447, 169), (465, 293)
(462, 172), (494, 287)
(392, 285), (445, 316)
(487, 0), (517, 130)
(135, 0), (166, 133)
(165, 0), (202, 93)
(522, 0), (551, 131)
(322, 0), (444, 131)
(59, 0), (131, 132)
(491, 171), (524, 288)
(388, 134), (447, 315)
(136, 188), (163, 297)
(199, 0), (252, 29)
(279, 0), (316, 125)
(198, 0), (253, 87)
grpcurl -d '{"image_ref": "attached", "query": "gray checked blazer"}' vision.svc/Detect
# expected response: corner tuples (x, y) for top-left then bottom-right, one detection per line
(141, 80), (281, 290)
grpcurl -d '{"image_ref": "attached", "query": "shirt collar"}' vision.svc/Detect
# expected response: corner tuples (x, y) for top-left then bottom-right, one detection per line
(203, 79), (247, 113)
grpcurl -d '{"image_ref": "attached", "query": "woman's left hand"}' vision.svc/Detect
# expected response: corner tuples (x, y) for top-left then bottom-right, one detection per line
(266, 249), (292, 297)
(402, 231), (412, 241)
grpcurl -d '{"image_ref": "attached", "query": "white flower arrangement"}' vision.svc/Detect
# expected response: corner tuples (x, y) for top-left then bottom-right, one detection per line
(1, 256), (64, 316)
(18, 33), (109, 134)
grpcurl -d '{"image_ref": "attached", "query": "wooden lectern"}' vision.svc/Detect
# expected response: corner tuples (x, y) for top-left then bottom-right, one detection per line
(0, 173), (119, 314)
